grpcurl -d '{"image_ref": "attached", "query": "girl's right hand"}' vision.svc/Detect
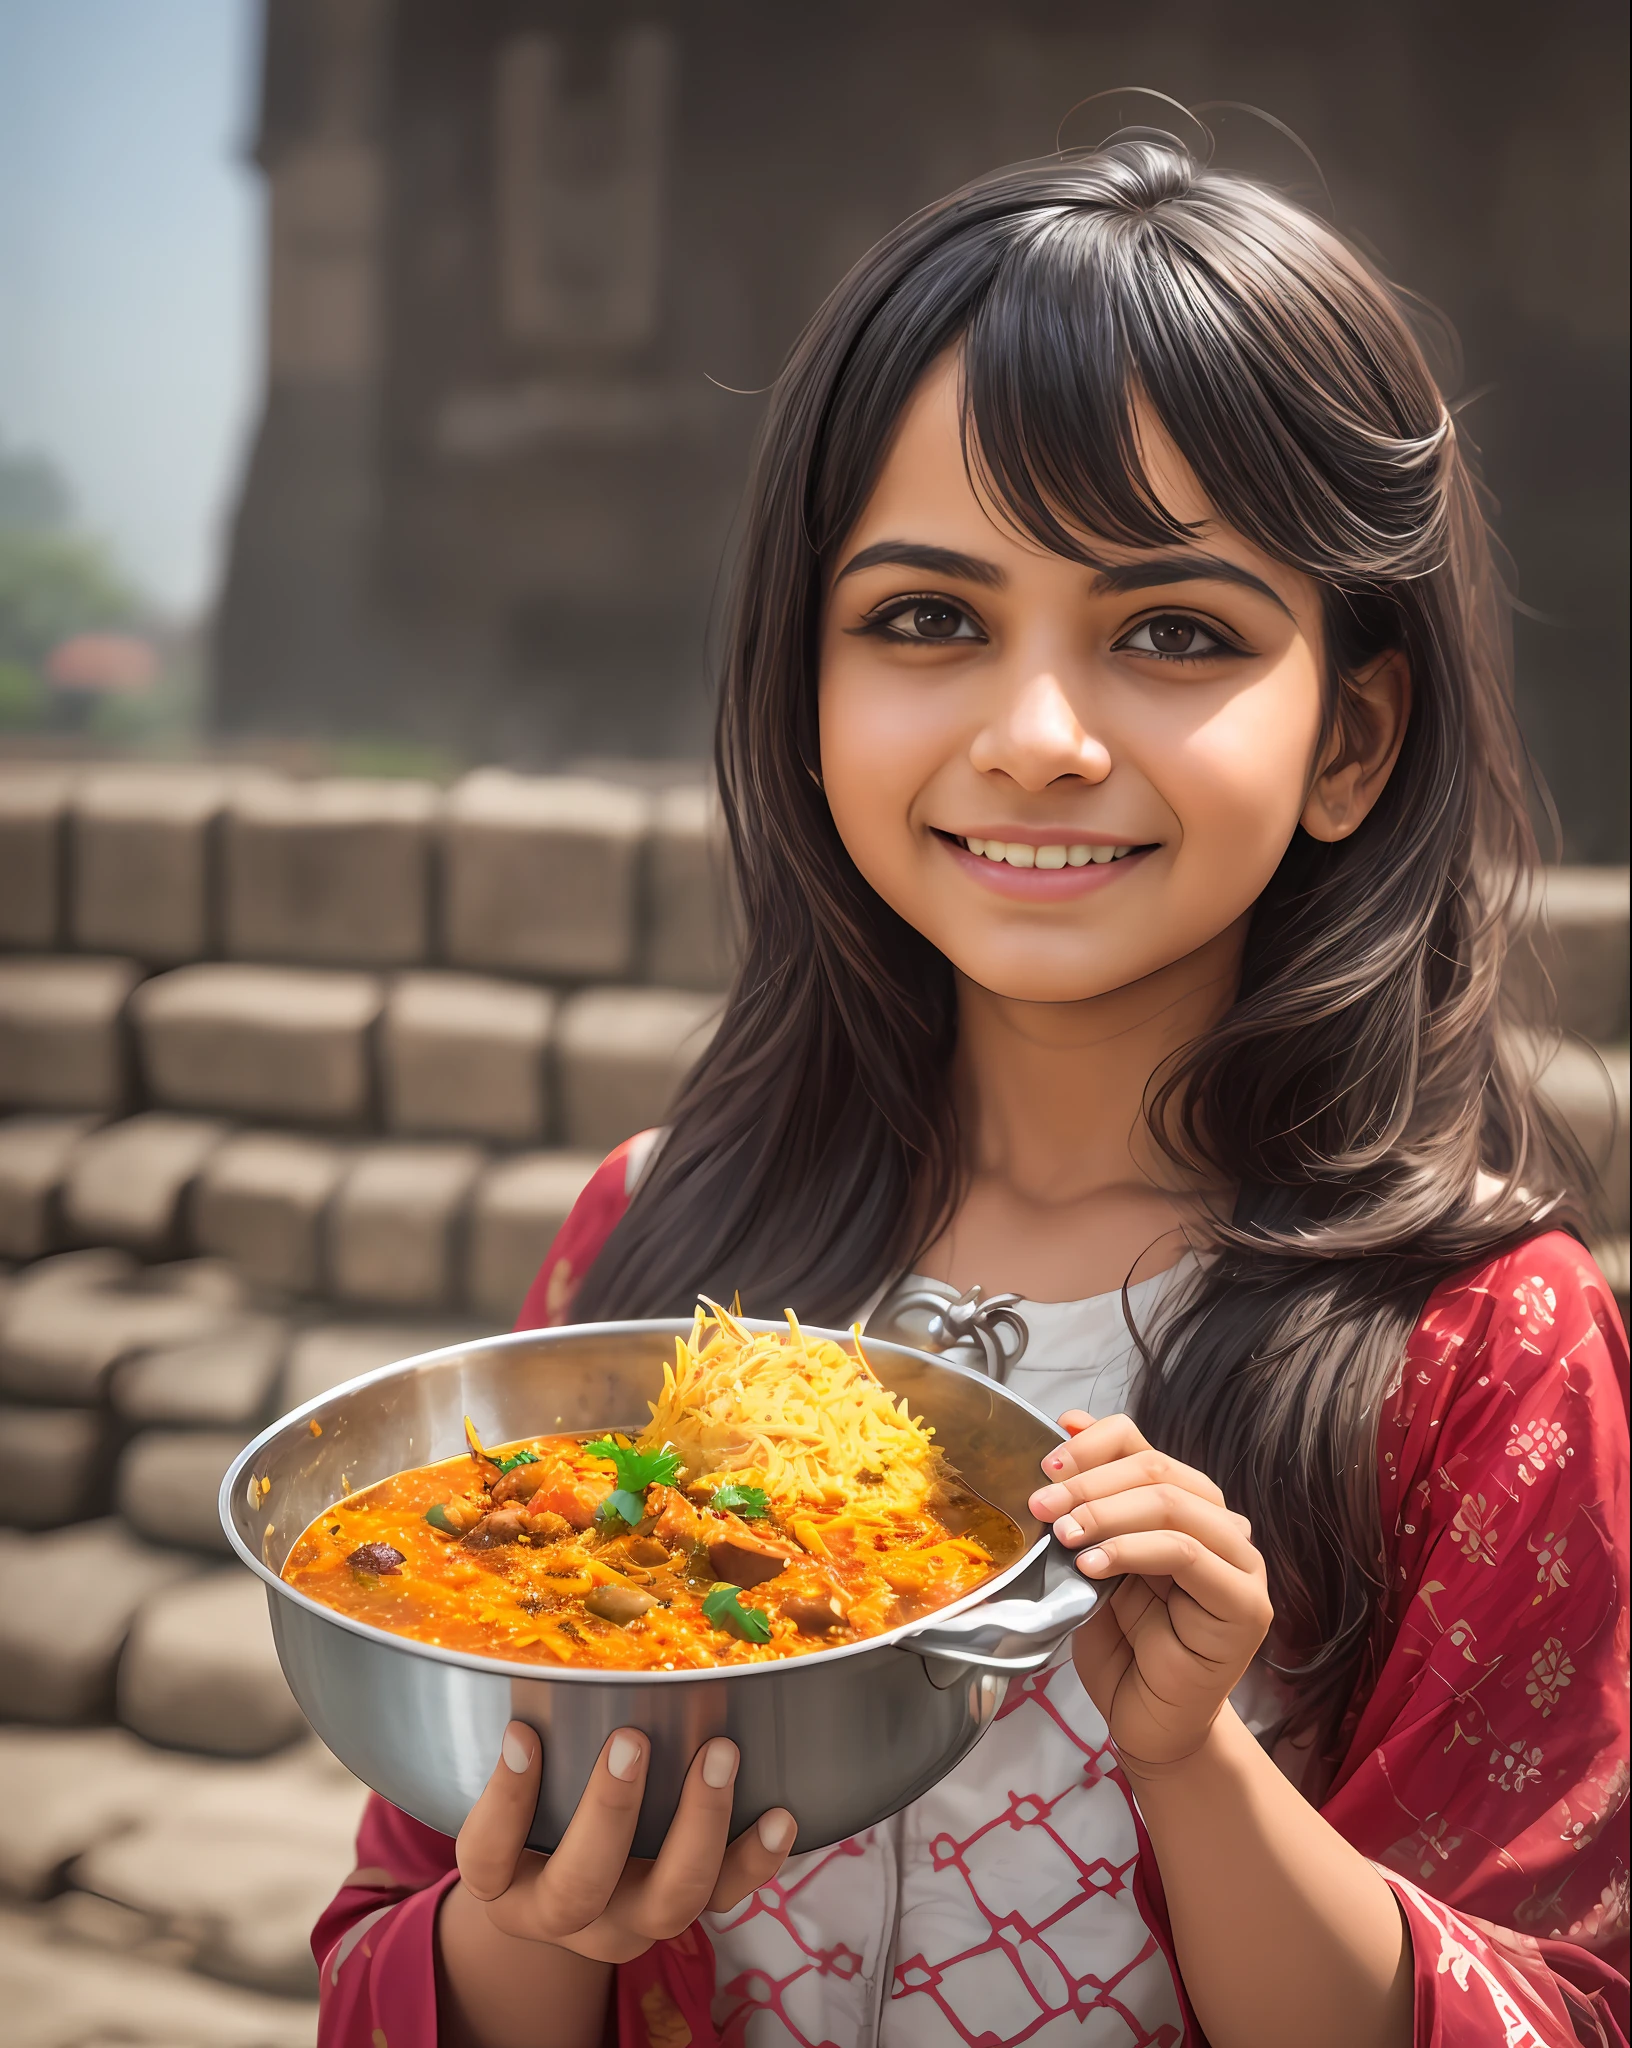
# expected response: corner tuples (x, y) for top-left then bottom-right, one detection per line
(454, 1721), (797, 1965)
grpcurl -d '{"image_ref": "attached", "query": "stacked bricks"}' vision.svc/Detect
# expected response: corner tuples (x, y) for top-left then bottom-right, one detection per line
(0, 757), (1624, 2040)
(0, 761), (735, 2037)
(0, 764), (732, 1321)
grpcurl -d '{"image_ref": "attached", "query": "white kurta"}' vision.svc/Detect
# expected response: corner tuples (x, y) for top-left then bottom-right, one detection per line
(702, 1269), (1197, 2048)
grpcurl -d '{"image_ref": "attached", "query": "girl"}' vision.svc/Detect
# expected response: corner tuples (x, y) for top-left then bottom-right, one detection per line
(315, 137), (1628, 2048)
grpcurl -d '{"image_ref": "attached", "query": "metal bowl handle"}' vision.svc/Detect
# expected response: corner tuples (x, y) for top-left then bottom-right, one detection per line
(897, 1565), (1123, 1681)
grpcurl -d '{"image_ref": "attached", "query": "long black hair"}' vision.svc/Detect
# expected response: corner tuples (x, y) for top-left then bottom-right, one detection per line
(574, 136), (1582, 1747)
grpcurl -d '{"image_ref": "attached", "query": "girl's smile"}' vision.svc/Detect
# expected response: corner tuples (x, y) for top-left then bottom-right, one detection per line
(936, 830), (1157, 900)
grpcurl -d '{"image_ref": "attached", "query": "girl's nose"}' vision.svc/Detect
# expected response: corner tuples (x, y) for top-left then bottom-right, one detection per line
(969, 668), (1111, 789)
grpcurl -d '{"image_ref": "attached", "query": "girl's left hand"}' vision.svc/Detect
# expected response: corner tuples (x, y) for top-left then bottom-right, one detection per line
(1028, 1411), (1274, 1782)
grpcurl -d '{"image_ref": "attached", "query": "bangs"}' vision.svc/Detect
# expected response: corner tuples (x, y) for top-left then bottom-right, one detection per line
(958, 207), (1194, 562)
(810, 155), (1454, 591)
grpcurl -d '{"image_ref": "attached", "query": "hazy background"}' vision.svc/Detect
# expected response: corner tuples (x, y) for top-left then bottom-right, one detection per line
(0, 0), (1626, 854)
(0, 0), (260, 611)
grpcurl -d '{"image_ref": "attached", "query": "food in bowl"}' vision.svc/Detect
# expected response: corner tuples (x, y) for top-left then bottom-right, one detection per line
(281, 1305), (1025, 1671)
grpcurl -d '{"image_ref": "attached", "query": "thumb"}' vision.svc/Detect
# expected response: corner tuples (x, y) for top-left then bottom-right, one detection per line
(456, 1721), (543, 1903)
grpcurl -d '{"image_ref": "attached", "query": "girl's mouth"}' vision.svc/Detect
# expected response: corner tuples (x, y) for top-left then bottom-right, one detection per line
(933, 830), (1159, 898)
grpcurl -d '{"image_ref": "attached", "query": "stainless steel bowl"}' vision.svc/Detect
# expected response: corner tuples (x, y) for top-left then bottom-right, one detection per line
(221, 1320), (1107, 1858)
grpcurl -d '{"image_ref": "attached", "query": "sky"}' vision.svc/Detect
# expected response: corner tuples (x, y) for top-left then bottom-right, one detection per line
(0, 0), (262, 615)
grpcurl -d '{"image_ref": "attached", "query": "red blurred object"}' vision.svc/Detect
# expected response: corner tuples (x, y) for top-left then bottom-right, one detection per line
(47, 633), (158, 694)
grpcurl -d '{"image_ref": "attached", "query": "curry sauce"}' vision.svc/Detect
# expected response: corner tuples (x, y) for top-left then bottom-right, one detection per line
(282, 1428), (1025, 1671)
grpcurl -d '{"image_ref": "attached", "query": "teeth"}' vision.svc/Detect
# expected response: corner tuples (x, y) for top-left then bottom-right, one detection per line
(961, 837), (1138, 868)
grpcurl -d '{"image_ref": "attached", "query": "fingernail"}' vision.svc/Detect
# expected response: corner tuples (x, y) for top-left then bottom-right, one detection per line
(1082, 1547), (1110, 1573)
(1043, 1452), (1065, 1472)
(758, 1810), (795, 1854)
(501, 1726), (533, 1774)
(1031, 1484), (1066, 1514)
(606, 1731), (645, 1781)
(1054, 1515), (1084, 1543)
(701, 1739), (737, 1789)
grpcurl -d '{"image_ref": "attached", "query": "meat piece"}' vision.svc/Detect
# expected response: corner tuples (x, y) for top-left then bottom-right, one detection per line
(650, 1486), (712, 1551)
(707, 1519), (797, 1590)
(522, 1459), (612, 1531)
(490, 1462), (545, 1506)
(584, 1584), (660, 1626)
(627, 1536), (670, 1567)
(462, 1507), (528, 1549)
(522, 1507), (572, 1542)
(346, 1542), (405, 1575)
(782, 1592), (848, 1635)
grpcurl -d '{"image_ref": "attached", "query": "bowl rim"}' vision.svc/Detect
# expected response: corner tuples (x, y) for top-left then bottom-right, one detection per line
(221, 1316), (1067, 1689)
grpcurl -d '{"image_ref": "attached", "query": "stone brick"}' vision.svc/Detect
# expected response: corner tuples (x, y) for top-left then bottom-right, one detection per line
(66, 1744), (368, 2002)
(118, 1568), (305, 1755)
(60, 1113), (231, 1257)
(0, 1725), (192, 1896)
(117, 1429), (247, 1553)
(469, 1149), (601, 1323)
(112, 1314), (288, 1430)
(382, 970), (555, 1142)
(133, 962), (383, 1125)
(0, 1253), (249, 1406)
(1533, 1035), (1631, 1232)
(223, 774), (438, 966)
(0, 1519), (198, 1721)
(0, 766), (74, 950)
(645, 782), (738, 990)
(328, 1140), (485, 1309)
(280, 1317), (487, 1412)
(556, 985), (721, 1153)
(0, 1114), (100, 1260)
(1540, 866), (1630, 1043)
(441, 769), (649, 977)
(191, 1131), (350, 1294)
(0, 956), (139, 1113)
(1509, 866), (1631, 1042)
(0, 1406), (112, 1529)
(70, 767), (260, 965)
(0, 1898), (318, 2044)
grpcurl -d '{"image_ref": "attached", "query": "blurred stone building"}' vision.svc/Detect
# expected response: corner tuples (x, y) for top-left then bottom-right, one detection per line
(215, 0), (1628, 860)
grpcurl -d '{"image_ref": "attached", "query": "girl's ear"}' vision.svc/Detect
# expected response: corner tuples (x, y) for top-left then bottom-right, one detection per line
(1300, 649), (1412, 843)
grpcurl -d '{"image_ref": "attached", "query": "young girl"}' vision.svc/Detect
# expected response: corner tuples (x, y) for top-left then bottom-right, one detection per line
(314, 137), (1628, 2048)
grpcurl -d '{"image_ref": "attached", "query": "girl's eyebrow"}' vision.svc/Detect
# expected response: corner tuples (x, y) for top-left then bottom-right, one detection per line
(834, 540), (1007, 587)
(832, 539), (1294, 621)
(1086, 551), (1294, 617)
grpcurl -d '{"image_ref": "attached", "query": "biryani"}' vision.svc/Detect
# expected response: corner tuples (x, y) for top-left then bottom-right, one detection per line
(281, 1305), (1024, 1671)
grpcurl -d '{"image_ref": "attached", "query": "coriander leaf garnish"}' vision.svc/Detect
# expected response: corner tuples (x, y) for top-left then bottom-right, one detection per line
(702, 1582), (773, 1643)
(425, 1503), (457, 1533)
(597, 1487), (649, 1529)
(496, 1449), (539, 1474)
(582, 1438), (682, 1494)
(711, 1482), (770, 1519)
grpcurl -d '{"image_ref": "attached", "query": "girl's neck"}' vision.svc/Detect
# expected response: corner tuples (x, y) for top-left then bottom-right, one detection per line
(918, 919), (1245, 1303)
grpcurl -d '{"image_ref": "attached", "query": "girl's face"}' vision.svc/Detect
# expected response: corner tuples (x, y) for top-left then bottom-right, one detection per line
(818, 355), (1404, 1006)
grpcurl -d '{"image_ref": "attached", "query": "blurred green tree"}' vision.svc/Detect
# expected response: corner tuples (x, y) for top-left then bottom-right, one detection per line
(0, 435), (148, 731)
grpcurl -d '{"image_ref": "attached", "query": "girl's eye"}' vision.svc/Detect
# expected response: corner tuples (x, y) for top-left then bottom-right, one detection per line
(867, 596), (985, 644)
(1117, 614), (1232, 661)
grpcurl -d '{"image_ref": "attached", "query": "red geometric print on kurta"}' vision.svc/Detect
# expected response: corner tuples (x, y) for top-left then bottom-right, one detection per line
(886, 1662), (1180, 2048)
(703, 1653), (1183, 2047)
